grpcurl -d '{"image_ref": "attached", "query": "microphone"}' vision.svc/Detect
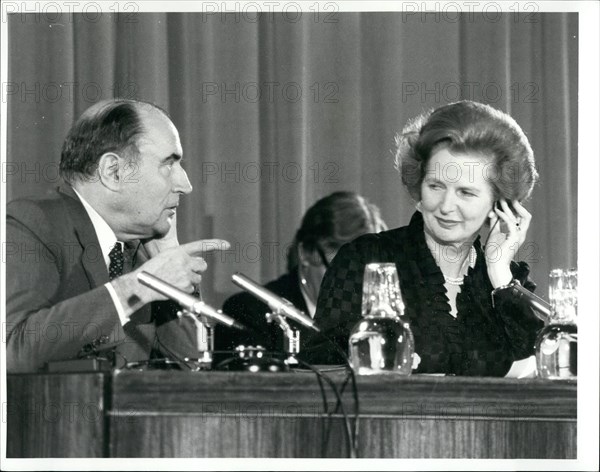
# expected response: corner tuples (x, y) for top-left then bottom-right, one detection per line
(231, 272), (320, 332)
(137, 271), (245, 330)
(507, 281), (552, 323)
(493, 279), (552, 323)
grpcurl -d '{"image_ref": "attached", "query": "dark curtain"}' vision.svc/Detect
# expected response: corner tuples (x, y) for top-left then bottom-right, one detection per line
(6, 12), (578, 304)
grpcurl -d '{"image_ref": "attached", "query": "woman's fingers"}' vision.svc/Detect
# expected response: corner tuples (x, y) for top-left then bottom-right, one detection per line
(495, 202), (518, 230)
(499, 199), (520, 224)
(511, 200), (532, 233)
(495, 199), (529, 244)
(494, 202), (523, 242)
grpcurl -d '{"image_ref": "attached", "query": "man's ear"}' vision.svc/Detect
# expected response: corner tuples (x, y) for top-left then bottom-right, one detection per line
(97, 152), (123, 190)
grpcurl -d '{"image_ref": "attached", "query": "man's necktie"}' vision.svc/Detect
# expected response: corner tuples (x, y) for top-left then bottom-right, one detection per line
(108, 242), (124, 280)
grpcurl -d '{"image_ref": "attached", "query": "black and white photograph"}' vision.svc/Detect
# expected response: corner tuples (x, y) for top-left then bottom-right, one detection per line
(1, 1), (598, 470)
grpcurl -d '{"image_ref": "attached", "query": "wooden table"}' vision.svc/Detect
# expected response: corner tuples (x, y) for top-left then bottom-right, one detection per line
(6, 370), (576, 458)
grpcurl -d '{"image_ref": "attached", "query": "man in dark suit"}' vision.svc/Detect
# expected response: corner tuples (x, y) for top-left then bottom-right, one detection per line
(6, 99), (229, 372)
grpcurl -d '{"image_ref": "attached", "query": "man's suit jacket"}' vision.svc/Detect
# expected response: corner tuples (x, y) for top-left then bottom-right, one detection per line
(6, 185), (199, 372)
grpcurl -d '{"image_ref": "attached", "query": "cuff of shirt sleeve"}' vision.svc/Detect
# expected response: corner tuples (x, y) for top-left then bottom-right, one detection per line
(105, 282), (130, 326)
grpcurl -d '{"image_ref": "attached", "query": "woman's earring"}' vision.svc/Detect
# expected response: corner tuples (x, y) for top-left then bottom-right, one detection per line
(299, 264), (309, 286)
(416, 201), (422, 211)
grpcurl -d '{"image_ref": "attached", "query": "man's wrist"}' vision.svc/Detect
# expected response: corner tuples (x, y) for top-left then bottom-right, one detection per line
(109, 272), (154, 316)
(105, 282), (130, 326)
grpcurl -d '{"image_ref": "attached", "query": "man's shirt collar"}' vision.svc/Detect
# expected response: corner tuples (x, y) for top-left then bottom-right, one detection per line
(72, 188), (120, 268)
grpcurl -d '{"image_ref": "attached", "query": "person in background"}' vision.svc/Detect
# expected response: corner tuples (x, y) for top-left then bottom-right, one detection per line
(216, 191), (387, 358)
(308, 101), (544, 376)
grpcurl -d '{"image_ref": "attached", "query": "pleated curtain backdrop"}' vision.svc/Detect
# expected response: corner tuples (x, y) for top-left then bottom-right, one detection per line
(7, 12), (577, 304)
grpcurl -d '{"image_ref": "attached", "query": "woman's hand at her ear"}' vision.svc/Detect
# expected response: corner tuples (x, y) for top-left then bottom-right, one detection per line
(485, 200), (532, 288)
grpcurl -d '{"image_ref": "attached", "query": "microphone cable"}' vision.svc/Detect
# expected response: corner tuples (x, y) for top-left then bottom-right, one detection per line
(213, 345), (349, 457)
(483, 215), (501, 248)
(291, 356), (356, 458)
(316, 332), (360, 458)
(298, 331), (360, 458)
(322, 369), (352, 457)
(153, 328), (196, 370)
(152, 333), (356, 457)
(242, 345), (354, 458)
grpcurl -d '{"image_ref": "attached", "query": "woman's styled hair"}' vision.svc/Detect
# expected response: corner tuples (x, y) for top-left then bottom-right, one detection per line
(287, 191), (387, 271)
(394, 100), (538, 202)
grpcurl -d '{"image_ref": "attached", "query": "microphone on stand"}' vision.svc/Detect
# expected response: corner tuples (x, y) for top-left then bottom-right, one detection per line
(231, 272), (320, 332)
(137, 271), (246, 330)
(504, 281), (552, 323)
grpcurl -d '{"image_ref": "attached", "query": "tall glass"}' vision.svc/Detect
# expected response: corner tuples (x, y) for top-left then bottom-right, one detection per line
(348, 263), (414, 375)
(535, 268), (578, 379)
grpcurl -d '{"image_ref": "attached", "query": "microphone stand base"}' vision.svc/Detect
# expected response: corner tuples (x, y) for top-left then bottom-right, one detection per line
(214, 346), (290, 373)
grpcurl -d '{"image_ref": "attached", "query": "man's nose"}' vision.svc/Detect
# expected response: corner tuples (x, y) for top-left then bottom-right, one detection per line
(173, 166), (193, 194)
